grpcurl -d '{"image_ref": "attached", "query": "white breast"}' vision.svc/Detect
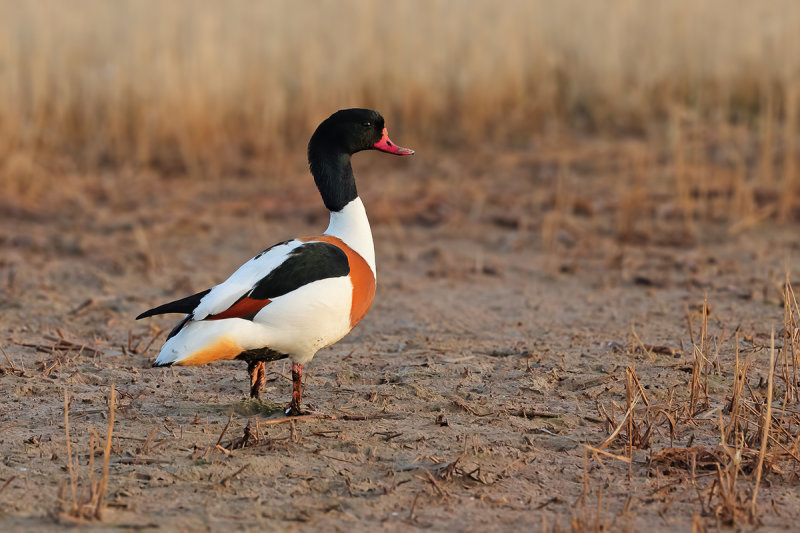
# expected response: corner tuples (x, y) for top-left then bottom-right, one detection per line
(251, 276), (354, 363)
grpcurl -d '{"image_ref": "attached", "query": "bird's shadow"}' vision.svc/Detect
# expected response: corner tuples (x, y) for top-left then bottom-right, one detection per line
(231, 399), (286, 418)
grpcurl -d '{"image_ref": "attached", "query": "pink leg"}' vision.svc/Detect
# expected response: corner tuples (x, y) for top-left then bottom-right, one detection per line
(248, 361), (266, 399)
(285, 362), (304, 415)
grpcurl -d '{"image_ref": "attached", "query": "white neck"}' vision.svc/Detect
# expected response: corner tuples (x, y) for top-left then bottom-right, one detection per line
(324, 197), (376, 277)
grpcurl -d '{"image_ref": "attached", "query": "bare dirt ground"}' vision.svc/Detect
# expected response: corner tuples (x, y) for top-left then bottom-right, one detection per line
(2, 144), (800, 531)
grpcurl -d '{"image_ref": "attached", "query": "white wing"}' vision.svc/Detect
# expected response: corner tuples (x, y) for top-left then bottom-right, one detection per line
(192, 239), (303, 320)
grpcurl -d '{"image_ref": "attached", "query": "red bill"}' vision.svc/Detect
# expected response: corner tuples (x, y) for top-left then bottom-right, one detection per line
(373, 128), (414, 155)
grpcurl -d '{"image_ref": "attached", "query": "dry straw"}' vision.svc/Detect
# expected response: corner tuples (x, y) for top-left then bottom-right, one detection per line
(1, 0), (800, 175)
(58, 385), (116, 523)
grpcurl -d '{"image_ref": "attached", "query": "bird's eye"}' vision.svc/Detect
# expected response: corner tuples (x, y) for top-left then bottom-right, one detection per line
(362, 122), (372, 127)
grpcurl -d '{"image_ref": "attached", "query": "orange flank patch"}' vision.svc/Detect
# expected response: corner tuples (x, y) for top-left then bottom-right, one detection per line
(207, 297), (270, 320)
(301, 235), (376, 328)
(176, 336), (242, 366)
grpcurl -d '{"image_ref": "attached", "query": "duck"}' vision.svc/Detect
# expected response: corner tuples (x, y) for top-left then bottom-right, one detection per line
(136, 108), (413, 415)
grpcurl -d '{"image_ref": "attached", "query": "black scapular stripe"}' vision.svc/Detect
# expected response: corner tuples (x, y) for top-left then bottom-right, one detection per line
(165, 314), (192, 340)
(249, 242), (350, 300)
(136, 288), (211, 320)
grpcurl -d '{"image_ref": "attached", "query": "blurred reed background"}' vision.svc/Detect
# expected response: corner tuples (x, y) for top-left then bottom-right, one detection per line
(1, 0), (800, 224)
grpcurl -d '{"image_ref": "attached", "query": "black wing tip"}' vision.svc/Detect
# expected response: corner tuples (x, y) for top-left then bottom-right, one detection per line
(135, 289), (212, 321)
(152, 360), (173, 368)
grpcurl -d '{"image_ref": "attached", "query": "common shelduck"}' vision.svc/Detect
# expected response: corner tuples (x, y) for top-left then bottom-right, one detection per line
(137, 109), (413, 415)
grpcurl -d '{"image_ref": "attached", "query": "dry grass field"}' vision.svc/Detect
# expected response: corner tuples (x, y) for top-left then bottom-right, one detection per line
(2, 1), (800, 531)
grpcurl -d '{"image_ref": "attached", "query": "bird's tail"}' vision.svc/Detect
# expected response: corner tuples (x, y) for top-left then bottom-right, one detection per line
(153, 320), (244, 367)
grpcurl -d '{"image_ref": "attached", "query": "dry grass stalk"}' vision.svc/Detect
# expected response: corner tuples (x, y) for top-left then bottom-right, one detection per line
(540, 156), (574, 253)
(584, 445), (631, 465)
(672, 108), (695, 241)
(782, 274), (799, 403)
(709, 409), (752, 526)
(703, 329), (782, 526)
(709, 462), (752, 526)
(217, 464), (250, 488)
(688, 295), (713, 417)
(572, 452), (609, 533)
(780, 83), (799, 221)
(623, 366), (652, 451)
(598, 391), (640, 450)
(758, 89), (775, 189)
(58, 384), (116, 523)
(63, 391), (77, 512)
(751, 330), (775, 515)
(616, 148), (651, 242)
(692, 513), (708, 533)
(725, 333), (752, 444)
(216, 414), (233, 446)
(630, 324), (656, 363)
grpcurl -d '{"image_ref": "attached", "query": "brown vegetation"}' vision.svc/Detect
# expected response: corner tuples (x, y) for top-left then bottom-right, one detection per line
(2, 1), (800, 232)
(0, 2), (799, 177)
